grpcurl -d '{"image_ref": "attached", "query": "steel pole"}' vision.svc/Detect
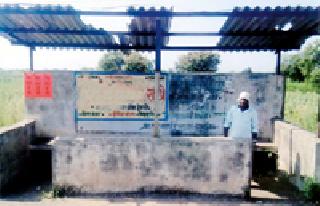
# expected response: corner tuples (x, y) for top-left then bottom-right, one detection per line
(153, 20), (161, 138)
(29, 46), (34, 71)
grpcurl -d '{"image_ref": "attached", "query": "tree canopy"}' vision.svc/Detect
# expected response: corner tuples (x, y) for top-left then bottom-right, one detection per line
(124, 52), (152, 73)
(175, 52), (220, 72)
(281, 39), (320, 87)
(98, 51), (125, 71)
(98, 51), (152, 73)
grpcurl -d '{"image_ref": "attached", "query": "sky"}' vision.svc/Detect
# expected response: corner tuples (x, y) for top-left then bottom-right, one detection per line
(0, 0), (319, 72)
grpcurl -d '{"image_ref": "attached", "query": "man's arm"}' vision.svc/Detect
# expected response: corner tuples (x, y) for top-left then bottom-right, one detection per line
(224, 127), (229, 137)
(251, 109), (258, 141)
(224, 107), (232, 137)
(252, 132), (257, 142)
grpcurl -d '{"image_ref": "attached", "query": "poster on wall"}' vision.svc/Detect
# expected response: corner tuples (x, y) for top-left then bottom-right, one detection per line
(75, 72), (168, 121)
(24, 72), (52, 98)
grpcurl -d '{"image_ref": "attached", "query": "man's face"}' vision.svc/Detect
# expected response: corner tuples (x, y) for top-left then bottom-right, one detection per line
(239, 99), (249, 110)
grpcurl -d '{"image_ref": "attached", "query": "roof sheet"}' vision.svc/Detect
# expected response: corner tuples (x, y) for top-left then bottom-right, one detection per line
(0, 4), (319, 51)
(123, 6), (172, 50)
(0, 4), (173, 50)
(0, 4), (116, 49)
(217, 6), (320, 51)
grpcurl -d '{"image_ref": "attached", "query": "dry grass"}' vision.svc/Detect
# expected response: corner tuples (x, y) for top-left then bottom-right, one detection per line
(0, 70), (24, 127)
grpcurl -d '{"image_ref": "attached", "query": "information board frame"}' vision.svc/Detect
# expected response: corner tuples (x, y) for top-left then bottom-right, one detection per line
(74, 71), (169, 122)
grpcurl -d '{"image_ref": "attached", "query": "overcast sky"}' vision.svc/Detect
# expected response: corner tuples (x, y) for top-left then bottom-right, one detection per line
(0, 0), (319, 72)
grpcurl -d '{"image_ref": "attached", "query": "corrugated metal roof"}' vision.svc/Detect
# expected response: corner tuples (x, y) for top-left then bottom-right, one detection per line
(217, 6), (320, 51)
(0, 4), (173, 51)
(0, 4), (115, 49)
(1, 4), (118, 49)
(126, 6), (172, 49)
(0, 4), (318, 51)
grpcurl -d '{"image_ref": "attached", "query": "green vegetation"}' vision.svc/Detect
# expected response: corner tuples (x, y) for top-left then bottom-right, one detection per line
(281, 39), (320, 87)
(286, 79), (317, 92)
(98, 51), (153, 73)
(303, 177), (320, 202)
(175, 51), (220, 72)
(0, 71), (24, 127)
(284, 81), (318, 133)
(98, 51), (125, 71)
(52, 185), (80, 198)
(282, 39), (319, 133)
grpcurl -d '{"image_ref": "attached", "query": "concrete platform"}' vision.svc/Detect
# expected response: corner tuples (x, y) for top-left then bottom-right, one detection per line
(52, 136), (252, 196)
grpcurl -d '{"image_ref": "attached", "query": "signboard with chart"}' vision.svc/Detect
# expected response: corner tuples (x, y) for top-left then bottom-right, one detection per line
(76, 73), (168, 121)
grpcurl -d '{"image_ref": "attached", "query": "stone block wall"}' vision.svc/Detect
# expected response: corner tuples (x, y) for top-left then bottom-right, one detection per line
(0, 119), (35, 193)
(52, 136), (251, 195)
(274, 120), (320, 184)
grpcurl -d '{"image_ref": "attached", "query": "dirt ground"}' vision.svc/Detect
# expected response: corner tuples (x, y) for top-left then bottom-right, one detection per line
(0, 199), (301, 206)
(0, 177), (313, 206)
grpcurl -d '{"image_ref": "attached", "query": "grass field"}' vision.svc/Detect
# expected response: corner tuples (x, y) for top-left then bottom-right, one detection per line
(286, 79), (318, 92)
(0, 71), (24, 127)
(284, 80), (318, 133)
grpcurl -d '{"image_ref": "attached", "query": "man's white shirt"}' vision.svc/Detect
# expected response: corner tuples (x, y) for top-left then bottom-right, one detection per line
(224, 105), (258, 139)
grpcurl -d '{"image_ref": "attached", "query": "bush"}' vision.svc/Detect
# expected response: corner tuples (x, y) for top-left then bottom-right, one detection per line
(309, 68), (320, 93)
(303, 178), (320, 202)
(286, 79), (316, 92)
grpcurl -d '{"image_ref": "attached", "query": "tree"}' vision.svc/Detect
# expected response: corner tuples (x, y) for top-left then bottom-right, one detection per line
(310, 68), (320, 92)
(241, 67), (252, 74)
(98, 51), (125, 71)
(281, 40), (320, 82)
(98, 51), (152, 73)
(281, 54), (306, 82)
(175, 52), (220, 72)
(124, 52), (152, 73)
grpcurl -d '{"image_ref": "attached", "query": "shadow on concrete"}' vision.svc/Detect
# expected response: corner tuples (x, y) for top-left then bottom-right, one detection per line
(0, 139), (52, 201)
(252, 174), (304, 202)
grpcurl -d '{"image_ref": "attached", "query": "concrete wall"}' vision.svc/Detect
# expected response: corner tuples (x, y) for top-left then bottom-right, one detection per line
(26, 71), (283, 141)
(169, 73), (283, 140)
(274, 121), (320, 185)
(52, 136), (251, 195)
(0, 119), (35, 193)
(25, 71), (75, 137)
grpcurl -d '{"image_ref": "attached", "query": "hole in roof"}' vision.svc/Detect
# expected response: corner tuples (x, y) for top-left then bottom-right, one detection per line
(168, 36), (220, 46)
(80, 16), (131, 31)
(275, 22), (292, 31)
(113, 35), (120, 44)
(282, 22), (292, 31)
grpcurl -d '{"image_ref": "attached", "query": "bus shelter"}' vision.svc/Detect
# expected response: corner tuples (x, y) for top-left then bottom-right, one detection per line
(0, 4), (319, 196)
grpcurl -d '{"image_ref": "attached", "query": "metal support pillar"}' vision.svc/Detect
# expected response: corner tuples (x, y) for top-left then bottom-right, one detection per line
(153, 20), (161, 138)
(317, 94), (320, 138)
(276, 49), (281, 75)
(29, 46), (35, 71)
(276, 49), (286, 118)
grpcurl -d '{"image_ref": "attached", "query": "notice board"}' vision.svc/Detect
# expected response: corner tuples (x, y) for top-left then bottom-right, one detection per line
(76, 73), (168, 121)
(24, 72), (52, 98)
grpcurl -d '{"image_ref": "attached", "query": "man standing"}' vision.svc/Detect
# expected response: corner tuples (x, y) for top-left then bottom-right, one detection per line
(224, 91), (258, 141)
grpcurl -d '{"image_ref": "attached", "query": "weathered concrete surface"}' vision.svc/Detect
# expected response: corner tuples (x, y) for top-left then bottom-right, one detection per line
(26, 71), (283, 141)
(291, 129), (320, 182)
(0, 119), (35, 193)
(274, 121), (300, 174)
(0, 198), (296, 206)
(274, 121), (320, 185)
(25, 71), (75, 137)
(167, 73), (283, 140)
(52, 136), (251, 195)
